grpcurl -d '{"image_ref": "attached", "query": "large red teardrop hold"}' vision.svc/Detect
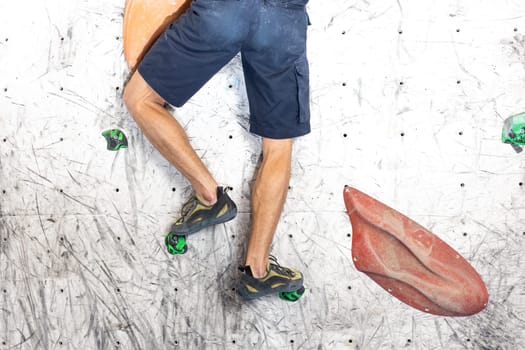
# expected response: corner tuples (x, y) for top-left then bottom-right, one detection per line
(343, 186), (488, 316)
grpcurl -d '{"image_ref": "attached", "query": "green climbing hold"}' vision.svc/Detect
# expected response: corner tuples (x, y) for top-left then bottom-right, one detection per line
(502, 113), (525, 153)
(102, 129), (128, 151)
(279, 286), (305, 302)
(165, 232), (187, 255)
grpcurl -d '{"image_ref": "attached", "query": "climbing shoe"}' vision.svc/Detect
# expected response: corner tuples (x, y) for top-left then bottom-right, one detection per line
(169, 186), (237, 236)
(237, 255), (305, 301)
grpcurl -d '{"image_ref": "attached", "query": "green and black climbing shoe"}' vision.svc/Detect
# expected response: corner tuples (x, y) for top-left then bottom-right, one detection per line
(237, 256), (305, 301)
(169, 186), (237, 236)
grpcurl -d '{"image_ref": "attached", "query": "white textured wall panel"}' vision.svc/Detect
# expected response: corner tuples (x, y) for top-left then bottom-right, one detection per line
(1, 0), (524, 349)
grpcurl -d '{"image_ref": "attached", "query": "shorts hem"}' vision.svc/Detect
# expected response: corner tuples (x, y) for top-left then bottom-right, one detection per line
(250, 125), (311, 139)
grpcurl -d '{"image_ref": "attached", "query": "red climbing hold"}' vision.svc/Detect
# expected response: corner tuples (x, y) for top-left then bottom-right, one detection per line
(123, 0), (191, 70)
(343, 186), (488, 316)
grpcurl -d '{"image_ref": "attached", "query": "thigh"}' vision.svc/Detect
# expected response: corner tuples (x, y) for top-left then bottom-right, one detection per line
(138, 0), (251, 107)
(242, 0), (310, 139)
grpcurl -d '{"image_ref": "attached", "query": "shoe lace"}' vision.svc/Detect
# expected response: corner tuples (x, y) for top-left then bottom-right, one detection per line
(176, 187), (231, 224)
(175, 196), (199, 224)
(268, 255), (295, 277)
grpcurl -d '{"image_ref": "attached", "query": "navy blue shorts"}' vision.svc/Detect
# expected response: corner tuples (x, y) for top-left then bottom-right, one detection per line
(138, 0), (310, 139)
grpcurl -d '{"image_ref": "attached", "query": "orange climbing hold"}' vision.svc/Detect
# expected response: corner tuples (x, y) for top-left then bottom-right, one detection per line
(343, 186), (488, 316)
(123, 0), (191, 70)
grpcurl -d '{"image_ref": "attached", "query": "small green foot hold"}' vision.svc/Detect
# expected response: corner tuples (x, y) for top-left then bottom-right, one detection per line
(502, 113), (525, 153)
(165, 233), (187, 255)
(102, 129), (128, 151)
(279, 286), (305, 302)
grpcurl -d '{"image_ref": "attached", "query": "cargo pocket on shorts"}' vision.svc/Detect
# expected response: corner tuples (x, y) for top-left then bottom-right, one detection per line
(295, 57), (310, 124)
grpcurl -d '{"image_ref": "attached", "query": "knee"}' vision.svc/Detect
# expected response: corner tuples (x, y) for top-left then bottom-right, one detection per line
(123, 73), (164, 118)
(123, 79), (144, 117)
(122, 83), (135, 113)
(262, 138), (293, 163)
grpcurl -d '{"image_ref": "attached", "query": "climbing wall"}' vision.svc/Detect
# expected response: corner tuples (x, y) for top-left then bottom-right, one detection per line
(1, 0), (524, 349)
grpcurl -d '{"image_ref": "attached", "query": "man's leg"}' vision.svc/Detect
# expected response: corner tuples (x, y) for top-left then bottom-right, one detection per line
(244, 137), (293, 278)
(123, 71), (218, 205)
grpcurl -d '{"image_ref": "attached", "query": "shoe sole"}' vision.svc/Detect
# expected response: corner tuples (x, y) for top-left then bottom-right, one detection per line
(237, 278), (304, 300)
